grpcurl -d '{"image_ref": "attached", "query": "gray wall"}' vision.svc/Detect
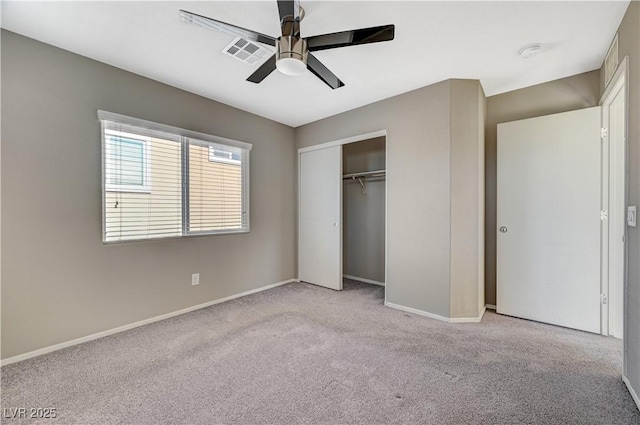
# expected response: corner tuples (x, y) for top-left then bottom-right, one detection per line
(484, 70), (601, 306)
(297, 79), (485, 319)
(297, 80), (453, 317)
(603, 0), (640, 405)
(343, 137), (386, 283)
(1, 31), (296, 359)
(450, 80), (485, 318)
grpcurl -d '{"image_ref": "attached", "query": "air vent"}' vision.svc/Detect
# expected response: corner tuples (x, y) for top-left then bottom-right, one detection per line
(604, 33), (619, 87)
(222, 37), (271, 65)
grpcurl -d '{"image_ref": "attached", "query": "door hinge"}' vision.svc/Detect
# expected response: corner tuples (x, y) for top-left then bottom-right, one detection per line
(601, 293), (608, 304)
(601, 127), (608, 139)
(601, 210), (608, 221)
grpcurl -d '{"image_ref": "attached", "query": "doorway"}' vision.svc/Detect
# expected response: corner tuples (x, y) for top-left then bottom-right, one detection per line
(298, 130), (387, 297)
(601, 56), (629, 339)
(342, 137), (386, 287)
(496, 57), (629, 338)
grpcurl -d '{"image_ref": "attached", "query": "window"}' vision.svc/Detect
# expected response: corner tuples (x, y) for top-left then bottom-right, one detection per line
(99, 111), (251, 243)
(104, 130), (150, 192)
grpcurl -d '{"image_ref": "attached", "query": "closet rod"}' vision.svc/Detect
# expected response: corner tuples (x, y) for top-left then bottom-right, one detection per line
(342, 169), (386, 179)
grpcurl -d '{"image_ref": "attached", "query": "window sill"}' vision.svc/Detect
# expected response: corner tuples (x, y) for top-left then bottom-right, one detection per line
(102, 228), (250, 245)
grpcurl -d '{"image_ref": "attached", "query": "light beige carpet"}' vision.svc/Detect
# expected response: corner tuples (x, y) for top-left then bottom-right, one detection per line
(2, 279), (638, 424)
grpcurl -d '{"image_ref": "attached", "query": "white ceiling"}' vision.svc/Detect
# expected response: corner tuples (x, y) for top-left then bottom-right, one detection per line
(1, 1), (629, 127)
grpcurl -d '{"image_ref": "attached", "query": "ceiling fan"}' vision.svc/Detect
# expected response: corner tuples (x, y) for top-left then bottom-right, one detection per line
(179, 1), (395, 89)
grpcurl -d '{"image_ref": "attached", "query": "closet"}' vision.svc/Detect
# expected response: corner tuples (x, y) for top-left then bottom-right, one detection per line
(298, 133), (386, 291)
(342, 137), (386, 286)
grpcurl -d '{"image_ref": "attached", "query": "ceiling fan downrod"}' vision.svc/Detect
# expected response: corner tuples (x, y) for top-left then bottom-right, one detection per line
(275, 6), (308, 76)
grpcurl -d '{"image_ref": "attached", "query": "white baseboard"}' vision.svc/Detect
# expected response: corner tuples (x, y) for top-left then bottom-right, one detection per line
(343, 274), (385, 286)
(385, 301), (451, 322)
(1, 278), (298, 367)
(384, 302), (485, 323)
(485, 304), (497, 310)
(623, 375), (640, 411)
(451, 307), (486, 323)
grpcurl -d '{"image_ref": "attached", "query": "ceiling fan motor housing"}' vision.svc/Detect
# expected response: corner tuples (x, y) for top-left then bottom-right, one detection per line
(276, 36), (309, 73)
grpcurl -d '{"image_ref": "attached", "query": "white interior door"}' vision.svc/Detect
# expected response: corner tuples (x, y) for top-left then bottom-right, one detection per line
(299, 146), (342, 290)
(497, 107), (601, 333)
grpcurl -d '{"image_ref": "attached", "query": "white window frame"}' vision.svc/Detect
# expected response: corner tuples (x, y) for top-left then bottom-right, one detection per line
(98, 110), (252, 243)
(104, 129), (151, 193)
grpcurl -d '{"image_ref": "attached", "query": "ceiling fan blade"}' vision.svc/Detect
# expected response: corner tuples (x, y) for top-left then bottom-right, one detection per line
(246, 54), (277, 84)
(307, 53), (344, 90)
(307, 25), (395, 52)
(180, 10), (276, 46)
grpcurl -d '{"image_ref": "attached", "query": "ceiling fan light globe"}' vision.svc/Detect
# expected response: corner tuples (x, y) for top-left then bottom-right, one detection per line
(276, 57), (307, 76)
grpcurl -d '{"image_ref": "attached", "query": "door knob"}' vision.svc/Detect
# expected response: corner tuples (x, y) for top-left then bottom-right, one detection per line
(499, 226), (508, 233)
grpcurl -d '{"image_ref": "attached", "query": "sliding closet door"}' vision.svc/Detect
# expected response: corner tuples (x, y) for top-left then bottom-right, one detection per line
(299, 146), (342, 290)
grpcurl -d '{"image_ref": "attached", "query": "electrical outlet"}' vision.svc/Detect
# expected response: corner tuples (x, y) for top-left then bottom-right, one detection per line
(192, 273), (200, 286)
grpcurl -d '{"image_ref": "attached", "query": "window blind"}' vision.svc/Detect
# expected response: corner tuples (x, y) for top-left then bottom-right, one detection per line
(188, 139), (248, 233)
(99, 111), (251, 243)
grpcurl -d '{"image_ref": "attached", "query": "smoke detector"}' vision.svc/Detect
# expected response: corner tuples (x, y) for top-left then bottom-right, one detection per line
(519, 44), (542, 59)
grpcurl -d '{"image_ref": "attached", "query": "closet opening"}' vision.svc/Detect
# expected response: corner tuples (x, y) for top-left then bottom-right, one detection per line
(298, 130), (387, 298)
(342, 137), (386, 293)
